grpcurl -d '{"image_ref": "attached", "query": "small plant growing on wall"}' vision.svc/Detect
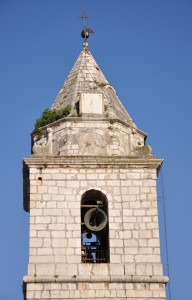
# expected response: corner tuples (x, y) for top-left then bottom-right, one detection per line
(34, 105), (71, 132)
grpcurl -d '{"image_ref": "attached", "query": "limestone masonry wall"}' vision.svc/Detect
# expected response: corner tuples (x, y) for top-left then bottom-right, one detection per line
(26, 282), (166, 299)
(27, 165), (162, 278)
(32, 119), (145, 157)
(23, 159), (168, 299)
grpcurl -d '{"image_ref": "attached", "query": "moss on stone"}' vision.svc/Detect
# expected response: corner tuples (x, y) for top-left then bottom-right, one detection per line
(34, 105), (71, 132)
(94, 80), (109, 88)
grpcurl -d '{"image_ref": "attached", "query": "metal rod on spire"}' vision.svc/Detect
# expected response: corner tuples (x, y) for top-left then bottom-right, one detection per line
(78, 8), (89, 29)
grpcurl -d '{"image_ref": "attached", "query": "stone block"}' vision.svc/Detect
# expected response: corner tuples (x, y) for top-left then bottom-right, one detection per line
(139, 230), (152, 239)
(138, 247), (152, 255)
(148, 239), (160, 247)
(72, 230), (80, 238)
(67, 181), (79, 188)
(28, 263), (35, 275)
(66, 255), (80, 264)
(60, 290), (70, 298)
(30, 209), (43, 216)
(107, 180), (120, 186)
(117, 289), (126, 297)
(110, 239), (123, 248)
(66, 224), (79, 231)
(41, 291), (50, 298)
(46, 201), (57, 208)
(134, 209), (145, 216)
(125, 247), (138, 255)
(30, 238), (43, 248)
(30, 195), (42, 202)
(110, 209), (121, 217)
(110, 254), (122, 263)
(30, 230), (37, 238)
(68, 238), (80, 248)
(124, 263), (135, 275)
(69, 289), (81, 298)
(42, 194), (51, 200)
(109, 263), (124, 275)
(70, 209), (80, 217)
(132, 230), (139, 238)
(52, 174), (66, 180)
(136, 263), (153, 275)
(129, 187), (140, 194)
(152, 229), (160, 238)
(124, 254), (134, 263)
(138, 239), (148, 247)
(51, 231), (66, 238)
(35, 216), (51, 224)
(48, 186), (58, 194)
(56, 216), (65, 223)
(52, 238), (68, 248)
(86, 173), (98, 179)
(37, 186), (48, 194)
(30, 255), (54, 263)
(27, 284), (43, 291)
(30, 186), (37, 193)
(120, 180), (132, 187)
(58, 187), (73, 194)
(91, 264), (109, 276)
(123, 209), (133, 216)
(36, 263), (55, 276)
(29, 248), (37, 255)
(65, 216), (75, 223)
(37, 248), (53, 255)
(96, 289), (110, 298)
(53, 248), (66, 255)
(26, 291), (34, 299)
(153, 263), (163, 275)
(48, 224), (65, 230)
(128, 172), (140, 179)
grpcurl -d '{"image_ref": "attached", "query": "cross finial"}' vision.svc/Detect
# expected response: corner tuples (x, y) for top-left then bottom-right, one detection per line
(78, 9), (94, 45)
(78, 8), (89, 29)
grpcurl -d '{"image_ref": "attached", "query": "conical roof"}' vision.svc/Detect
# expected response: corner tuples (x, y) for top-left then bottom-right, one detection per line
(51, 46), (136, 127)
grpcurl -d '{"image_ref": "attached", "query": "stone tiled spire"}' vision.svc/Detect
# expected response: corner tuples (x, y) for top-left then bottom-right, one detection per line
(31, 44), (149, 158)
(51, 45), (135, 127)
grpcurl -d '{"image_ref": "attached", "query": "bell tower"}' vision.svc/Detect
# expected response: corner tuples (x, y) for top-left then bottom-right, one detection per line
(23, 27), (168, 299)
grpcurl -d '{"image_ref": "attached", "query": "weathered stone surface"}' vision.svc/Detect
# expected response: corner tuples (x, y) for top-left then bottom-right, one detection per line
(51, 48), (133, 123)
(23, 45), (167, 299)
(24, 278), (168, 299)
(32, 118), (148, 157)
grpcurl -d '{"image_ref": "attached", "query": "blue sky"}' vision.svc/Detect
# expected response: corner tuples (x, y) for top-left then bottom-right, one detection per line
(0, 1), (191, 299)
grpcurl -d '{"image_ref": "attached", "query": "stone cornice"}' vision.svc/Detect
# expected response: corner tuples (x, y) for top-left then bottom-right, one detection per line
(23, 156), (163, 170)
(23, 275), (168, 284)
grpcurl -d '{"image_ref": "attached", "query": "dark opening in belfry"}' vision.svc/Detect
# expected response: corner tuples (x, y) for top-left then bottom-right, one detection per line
(81, 189), (110, 263)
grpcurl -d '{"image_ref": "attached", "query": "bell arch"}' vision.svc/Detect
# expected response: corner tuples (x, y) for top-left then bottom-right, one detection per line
(81, 189), (110, 263)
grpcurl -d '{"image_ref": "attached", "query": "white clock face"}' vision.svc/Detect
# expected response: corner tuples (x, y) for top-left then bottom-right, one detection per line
(80, 93), (103, 114)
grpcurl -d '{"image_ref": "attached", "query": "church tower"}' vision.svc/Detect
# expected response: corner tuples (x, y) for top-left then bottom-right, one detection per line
(23, 27), (168, 299)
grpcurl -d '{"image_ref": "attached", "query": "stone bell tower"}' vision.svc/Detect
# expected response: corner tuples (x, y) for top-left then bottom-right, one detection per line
(23, 29), (168, 299)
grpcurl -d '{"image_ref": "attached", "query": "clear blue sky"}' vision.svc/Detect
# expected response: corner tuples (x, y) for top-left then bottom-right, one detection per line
(0, 1), (191, 299)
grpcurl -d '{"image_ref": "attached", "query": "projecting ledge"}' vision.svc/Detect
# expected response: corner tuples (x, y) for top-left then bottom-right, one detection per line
(23, 275), (168, 284)
(23, 156), (163, 170)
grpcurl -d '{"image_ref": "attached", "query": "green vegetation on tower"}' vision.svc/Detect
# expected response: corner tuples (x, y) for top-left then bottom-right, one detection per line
(34, 105), (71, 132)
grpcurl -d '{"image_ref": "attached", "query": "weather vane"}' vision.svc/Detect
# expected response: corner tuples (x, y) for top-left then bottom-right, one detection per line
(78, 9), (94, 42)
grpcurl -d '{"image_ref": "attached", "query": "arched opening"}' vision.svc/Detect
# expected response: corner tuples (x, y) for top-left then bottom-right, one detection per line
(81, 189), (110, 263)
